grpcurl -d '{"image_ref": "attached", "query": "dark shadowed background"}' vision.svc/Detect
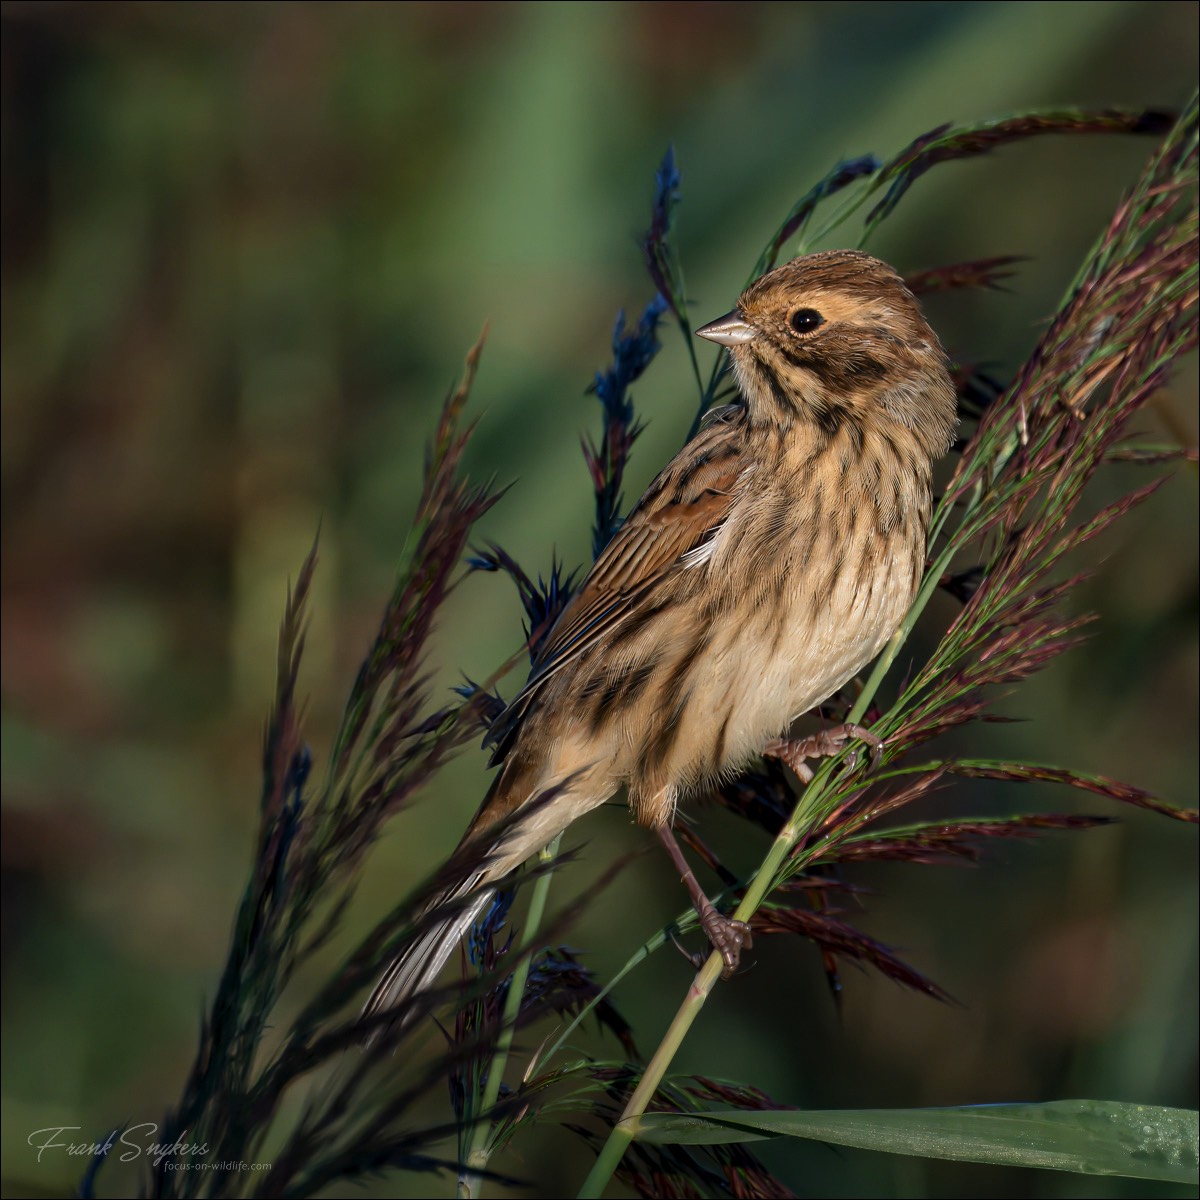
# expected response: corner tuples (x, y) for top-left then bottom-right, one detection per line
(1, 3), (1197, 1197)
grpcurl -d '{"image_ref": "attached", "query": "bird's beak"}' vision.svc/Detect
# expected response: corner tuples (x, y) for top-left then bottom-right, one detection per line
(694, 309), (756, 347)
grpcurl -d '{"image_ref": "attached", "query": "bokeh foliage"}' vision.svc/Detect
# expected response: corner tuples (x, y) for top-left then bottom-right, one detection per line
(1, 4), (1196, 1197)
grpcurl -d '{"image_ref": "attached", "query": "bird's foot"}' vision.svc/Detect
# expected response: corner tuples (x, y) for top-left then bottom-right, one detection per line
(670, 904), (753, 977)
(658, 823), (752, 978)
(698, 903), (753, 979)
(763, 722), (884, 782)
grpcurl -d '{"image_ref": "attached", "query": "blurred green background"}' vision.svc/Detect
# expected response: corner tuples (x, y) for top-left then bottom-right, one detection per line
(1, 2), (1196, 1197)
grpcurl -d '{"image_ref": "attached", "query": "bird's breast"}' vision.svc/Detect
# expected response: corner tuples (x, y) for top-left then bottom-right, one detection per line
(634, 461), (927, 793)
(709, 518), (916, 758)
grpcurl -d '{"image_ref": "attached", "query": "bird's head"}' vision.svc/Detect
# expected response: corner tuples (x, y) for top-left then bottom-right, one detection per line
(697, 249), (957, 457)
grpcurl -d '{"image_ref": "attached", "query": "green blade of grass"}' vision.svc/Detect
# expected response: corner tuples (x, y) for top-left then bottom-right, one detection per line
(628, 1100), (1200, 1185)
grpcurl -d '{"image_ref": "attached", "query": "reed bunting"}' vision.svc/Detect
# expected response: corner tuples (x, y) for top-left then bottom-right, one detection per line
(366, 249), (957, 1021)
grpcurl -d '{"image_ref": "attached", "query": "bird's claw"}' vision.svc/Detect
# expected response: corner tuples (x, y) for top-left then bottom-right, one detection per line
(669, 928), (707, 971)
(764, 722), (884, 782)
(670, 913), (753, 978)
(699, 909), (753, 979)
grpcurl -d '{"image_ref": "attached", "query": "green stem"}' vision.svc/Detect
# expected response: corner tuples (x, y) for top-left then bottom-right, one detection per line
(458, 835), (563, 1199)
(577, 761), (829, 1198)
(577, 952), (724, 1198)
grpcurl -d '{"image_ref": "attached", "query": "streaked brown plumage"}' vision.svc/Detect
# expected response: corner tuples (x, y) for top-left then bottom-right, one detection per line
(366, 249), (957, 1019)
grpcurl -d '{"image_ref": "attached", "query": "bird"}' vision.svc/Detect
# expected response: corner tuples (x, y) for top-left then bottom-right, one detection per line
(364, 248), (958, 1024)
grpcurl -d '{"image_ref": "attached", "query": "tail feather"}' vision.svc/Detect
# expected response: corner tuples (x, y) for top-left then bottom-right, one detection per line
(362, 768), (597, 1036)
(362, 878), (496, 1032)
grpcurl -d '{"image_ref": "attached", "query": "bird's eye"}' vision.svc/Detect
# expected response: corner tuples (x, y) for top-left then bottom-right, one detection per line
(789, 308), (824, 334)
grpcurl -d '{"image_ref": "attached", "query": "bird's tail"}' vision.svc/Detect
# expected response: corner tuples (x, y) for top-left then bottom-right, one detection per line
(361, 876), (496, 1032)
(361, 762), (593, 1034)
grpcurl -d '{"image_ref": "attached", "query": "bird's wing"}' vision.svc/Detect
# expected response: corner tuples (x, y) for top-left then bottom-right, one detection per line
(488, 411), (748, 761)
